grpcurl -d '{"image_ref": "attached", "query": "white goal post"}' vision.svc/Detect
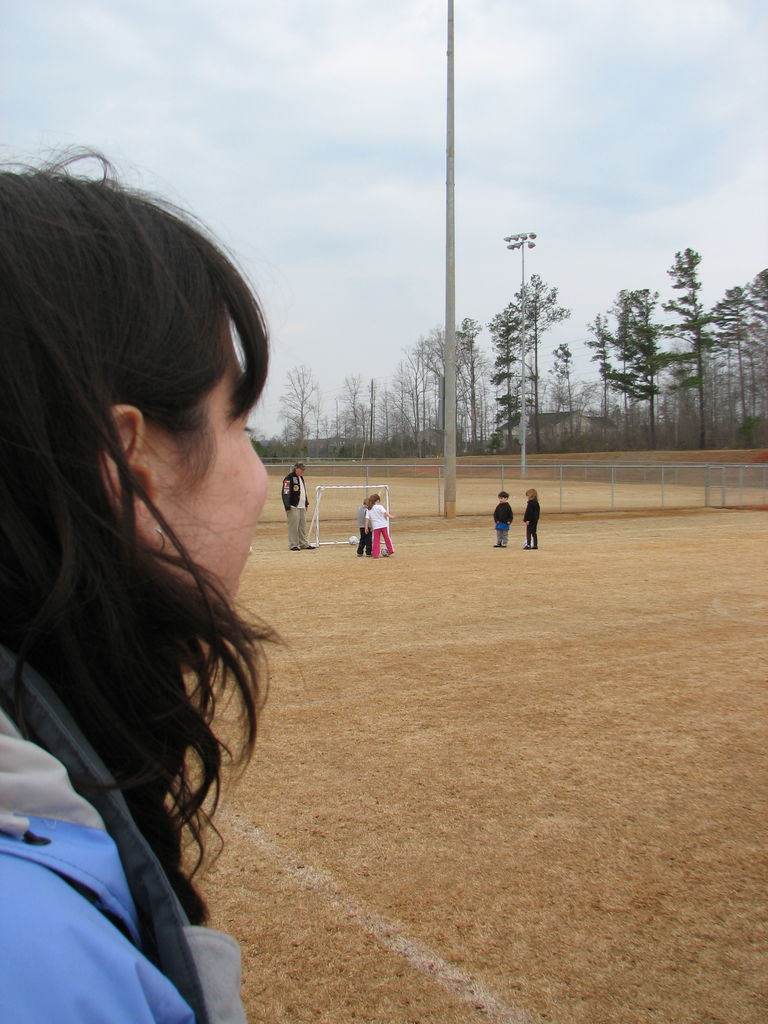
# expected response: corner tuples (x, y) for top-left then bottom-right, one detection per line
(309, 484), (391, 547)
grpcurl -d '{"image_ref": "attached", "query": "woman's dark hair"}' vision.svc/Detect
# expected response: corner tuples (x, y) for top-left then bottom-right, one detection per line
(0, 155), (271, 923)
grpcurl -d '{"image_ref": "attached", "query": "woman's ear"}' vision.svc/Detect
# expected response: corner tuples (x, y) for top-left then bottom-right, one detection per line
(104, 404), (157, 503)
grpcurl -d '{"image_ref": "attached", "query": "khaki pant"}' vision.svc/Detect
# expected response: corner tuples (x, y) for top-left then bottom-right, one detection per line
(287, 506), (308, 549)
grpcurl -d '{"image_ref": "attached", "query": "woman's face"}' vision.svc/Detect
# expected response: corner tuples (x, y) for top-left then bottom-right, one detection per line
(147, 375), (267, 595)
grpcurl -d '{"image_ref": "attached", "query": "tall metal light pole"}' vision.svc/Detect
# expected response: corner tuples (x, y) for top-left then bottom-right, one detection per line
(443, 0), (457, 518)
(503, 232), (537, 476)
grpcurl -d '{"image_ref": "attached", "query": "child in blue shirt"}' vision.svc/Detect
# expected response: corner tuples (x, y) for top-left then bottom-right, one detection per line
(493, 491), (513, 547)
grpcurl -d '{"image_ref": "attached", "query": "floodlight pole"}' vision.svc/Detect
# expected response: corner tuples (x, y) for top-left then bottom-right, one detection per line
(503, 231), (537, 477)
(443, 0), (457, 518)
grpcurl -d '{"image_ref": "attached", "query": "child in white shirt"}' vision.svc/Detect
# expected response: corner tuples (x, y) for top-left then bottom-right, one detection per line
(365, 494), (395, 559)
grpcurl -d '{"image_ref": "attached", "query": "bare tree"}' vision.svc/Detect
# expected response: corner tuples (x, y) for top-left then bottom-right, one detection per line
(390, 335), (442, 455)
(456, 317), (486, 452)
(279, 365), (318, 448)
(312, 387), (324, 451)
(375, 383), (392, 448)
(339, 374), (365, 453)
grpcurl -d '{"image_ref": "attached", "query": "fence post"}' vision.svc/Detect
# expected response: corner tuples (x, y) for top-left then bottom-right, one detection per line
(611, 465), (615, 510)
(704, 465), (710, 508)
(661, 465), (665, 508)
(559, 465), (563, 512)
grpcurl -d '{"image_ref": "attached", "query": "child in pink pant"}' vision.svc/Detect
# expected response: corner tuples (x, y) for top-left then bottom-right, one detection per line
(365, 494), (395, 559)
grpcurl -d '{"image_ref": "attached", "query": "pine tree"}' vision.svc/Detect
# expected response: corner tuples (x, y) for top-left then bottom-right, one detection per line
(586, 313), (613, 423)
(606, 290), (667, 449)
(488, 276), (570, 454)
(487, 304), (521, 452)
(550, 343), (574, 417)
(711, 285), (752, 429)
(747, 270), (768, 440)
(607, 291), (635, 445)
(524, 274), (571, 451)
(663, 249), (714, 448)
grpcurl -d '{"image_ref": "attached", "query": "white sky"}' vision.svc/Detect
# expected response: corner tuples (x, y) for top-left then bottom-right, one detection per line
(3, 0), (766, 435)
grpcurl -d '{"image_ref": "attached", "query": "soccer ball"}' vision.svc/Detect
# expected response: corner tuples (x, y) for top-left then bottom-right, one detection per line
(348, 535), (357, 545)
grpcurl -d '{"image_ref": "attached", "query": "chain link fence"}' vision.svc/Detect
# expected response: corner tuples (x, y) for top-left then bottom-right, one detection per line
(263, 461), (768, 521)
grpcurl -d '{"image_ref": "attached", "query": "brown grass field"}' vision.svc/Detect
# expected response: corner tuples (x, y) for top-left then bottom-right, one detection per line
(203, 464), (767, 1024)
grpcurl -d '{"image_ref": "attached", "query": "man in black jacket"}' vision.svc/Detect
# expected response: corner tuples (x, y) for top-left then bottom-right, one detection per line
(281, 462), (315, 550)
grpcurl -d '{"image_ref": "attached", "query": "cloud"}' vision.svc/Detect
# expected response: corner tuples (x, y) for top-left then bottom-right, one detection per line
(2, 0), (766, 433)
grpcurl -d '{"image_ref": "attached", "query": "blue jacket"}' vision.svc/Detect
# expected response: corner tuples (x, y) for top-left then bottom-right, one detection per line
(0, 646), (246, 1023)
(0, 816), (195, 1023)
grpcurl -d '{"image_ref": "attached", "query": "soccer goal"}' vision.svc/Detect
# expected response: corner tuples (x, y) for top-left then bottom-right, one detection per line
(309, 484), (391, 547)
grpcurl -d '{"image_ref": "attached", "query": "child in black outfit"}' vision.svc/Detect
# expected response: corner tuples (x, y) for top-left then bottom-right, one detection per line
(493, 491), (513, 548)
(356, 497), (373, 557)
(523, 488), (540, 549)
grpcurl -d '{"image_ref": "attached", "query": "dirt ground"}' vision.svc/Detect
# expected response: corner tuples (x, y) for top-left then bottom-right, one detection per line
(203, 486), (768, 1024)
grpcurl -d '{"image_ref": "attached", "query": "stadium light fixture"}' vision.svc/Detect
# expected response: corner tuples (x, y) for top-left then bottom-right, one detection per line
(503, 231), (537, 476)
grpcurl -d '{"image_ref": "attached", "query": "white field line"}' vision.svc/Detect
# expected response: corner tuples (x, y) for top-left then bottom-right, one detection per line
(224, 809), (537, 1024)
(710, 596), (768, 625)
